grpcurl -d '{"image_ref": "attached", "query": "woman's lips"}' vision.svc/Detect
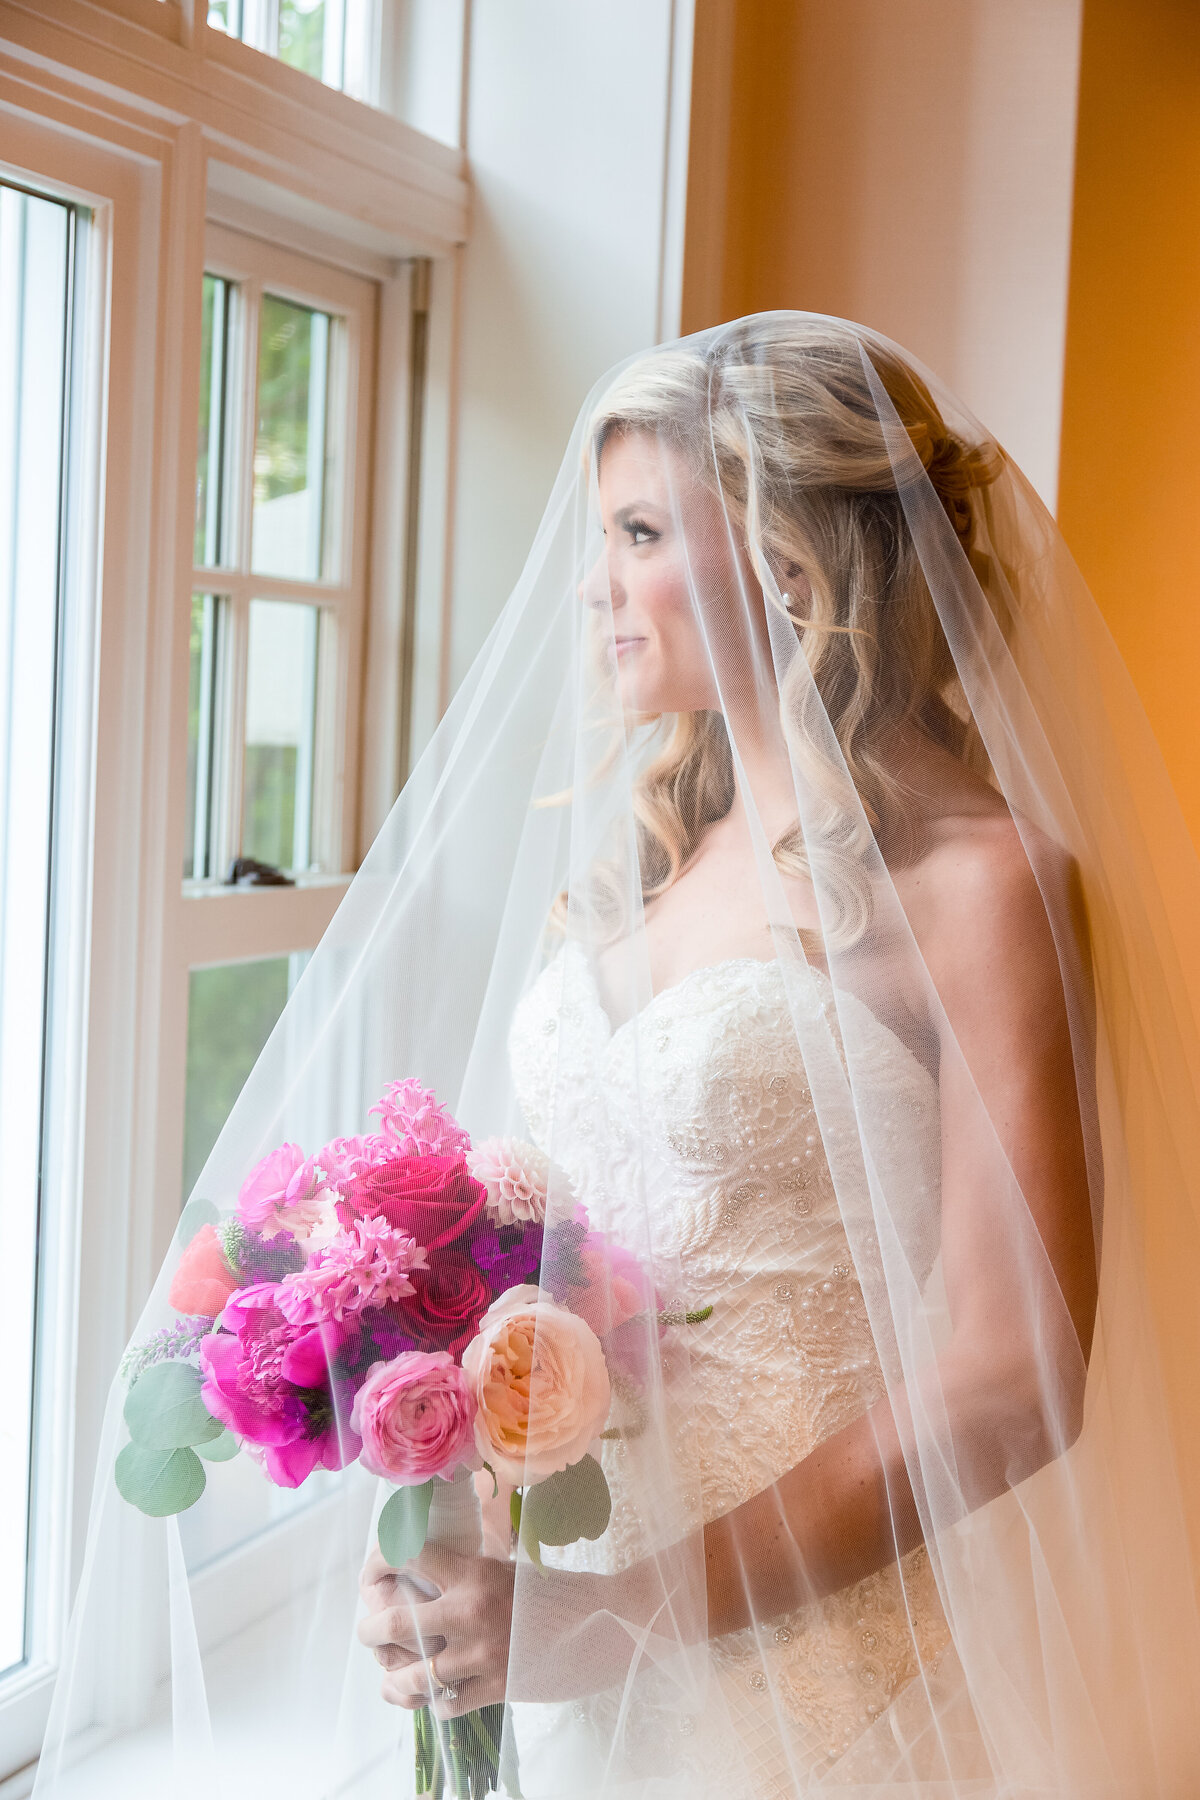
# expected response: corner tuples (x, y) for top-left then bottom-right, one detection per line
(614, 636), (646, 659)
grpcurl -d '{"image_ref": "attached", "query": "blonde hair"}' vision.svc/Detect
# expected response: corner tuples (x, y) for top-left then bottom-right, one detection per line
(585, 316), (1006, 947)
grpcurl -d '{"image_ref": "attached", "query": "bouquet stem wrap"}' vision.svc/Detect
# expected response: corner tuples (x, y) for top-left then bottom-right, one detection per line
(414, 1474), (516, 1800)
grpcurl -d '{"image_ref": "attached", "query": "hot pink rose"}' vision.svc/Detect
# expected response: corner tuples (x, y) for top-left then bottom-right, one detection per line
(338, 1154), (489, 1255)
(350, 1351), (478, 1483)
(395, 1251), (492, 1359)
(169, 1224), (239, 1318)
(461, 1286), (611, 1486)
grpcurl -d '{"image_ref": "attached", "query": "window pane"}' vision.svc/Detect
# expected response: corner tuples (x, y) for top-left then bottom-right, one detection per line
(195, 274), (234, 569)
(251, 294), (334, 582)
(206, 0), (244, 33)
(242, 599), (320, 872)
(184, 593), (222, 880)
(182, 952), (310, 1200)
(180, 947), (321, 1568)
(208, 0), (370, 101)
(0, 184), (71, 1676)
(279, 0), (344, 85)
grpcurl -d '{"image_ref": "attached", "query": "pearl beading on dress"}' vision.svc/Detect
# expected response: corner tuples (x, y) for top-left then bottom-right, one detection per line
(507, 945), (954, 1793)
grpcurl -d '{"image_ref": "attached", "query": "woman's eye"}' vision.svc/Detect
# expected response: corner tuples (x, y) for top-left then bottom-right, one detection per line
(626, 519), (657, 546)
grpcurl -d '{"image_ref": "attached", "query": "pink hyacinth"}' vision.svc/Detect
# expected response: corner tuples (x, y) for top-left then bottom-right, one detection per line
(276, 1215), (429, 1327)
(316, 1133), (394, 1191)
(370, 1078), (471, 1159)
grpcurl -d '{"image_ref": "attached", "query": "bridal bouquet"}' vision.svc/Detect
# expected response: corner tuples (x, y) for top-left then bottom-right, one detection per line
(116, 1078), (705, 1798)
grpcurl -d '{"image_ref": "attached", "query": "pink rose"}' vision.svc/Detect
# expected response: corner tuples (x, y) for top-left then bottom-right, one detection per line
(169, 1224), (239, 1317)
(338, 1154), (488, 1254)
(461, 1286), (611, 1486)
(350, 1351), (477, 1483)
(566, 1244), (646, 1339)
(395, 1251), (492, 1359)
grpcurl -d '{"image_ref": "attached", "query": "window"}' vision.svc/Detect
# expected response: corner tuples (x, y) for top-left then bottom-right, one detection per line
(0, 149), (102, 1783)
(184, 232), (370, 888)
(206, 0), (381, 103)
(0, 179), (75, 1687)
(175, 226), (376, 1205)
(0, 5), (465, 1784)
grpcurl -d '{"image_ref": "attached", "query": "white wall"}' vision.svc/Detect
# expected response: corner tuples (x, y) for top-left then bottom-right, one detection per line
(443, 0), (692, 692)
(807, 0), (1083, 508)
(694, 0), (1083, 511)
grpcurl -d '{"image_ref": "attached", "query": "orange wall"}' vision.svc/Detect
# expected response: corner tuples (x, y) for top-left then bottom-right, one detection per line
(1057, 0), (1200, 849)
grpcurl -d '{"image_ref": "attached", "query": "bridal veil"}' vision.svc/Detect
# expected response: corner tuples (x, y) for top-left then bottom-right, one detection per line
(34, 314), (1200, 1797)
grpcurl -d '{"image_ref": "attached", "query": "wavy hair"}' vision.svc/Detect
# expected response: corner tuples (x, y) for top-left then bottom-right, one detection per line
(584, 316), (1006, 947)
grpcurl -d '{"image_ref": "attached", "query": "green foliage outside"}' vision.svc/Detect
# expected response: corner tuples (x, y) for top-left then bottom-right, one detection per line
(242, 743), (299, 871)
(182, 957), (291, 1200)
(278, 0), (327, 80)
(256, 294), (318, 508)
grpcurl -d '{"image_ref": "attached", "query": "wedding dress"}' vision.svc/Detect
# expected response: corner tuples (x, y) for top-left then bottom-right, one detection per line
(508, 945), (963, 1794)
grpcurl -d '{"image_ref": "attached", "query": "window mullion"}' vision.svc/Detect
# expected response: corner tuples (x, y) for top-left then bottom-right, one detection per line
(216, 592), (248, 882)
(232, 276), (258, 578)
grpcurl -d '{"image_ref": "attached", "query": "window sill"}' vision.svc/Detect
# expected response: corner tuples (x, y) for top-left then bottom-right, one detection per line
(175, 876), (349, 964)
(17, 1594), (390, 1799)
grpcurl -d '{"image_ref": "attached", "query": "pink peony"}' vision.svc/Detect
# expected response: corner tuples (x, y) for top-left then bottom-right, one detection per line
(169, 1224), (239, 1318)
(200, 1284), (361, 1486)
(238, 1143), (330, 1240)
(461, 1286), (611, 1486)
(350, 1351), (477, 1483)
(370, 1079), (471, 1159)
(276, 1216), (428, 1327)
(466, 1137), (556, 1227)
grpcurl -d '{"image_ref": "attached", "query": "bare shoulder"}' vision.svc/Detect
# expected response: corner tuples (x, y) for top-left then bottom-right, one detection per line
(898, 809), (1075, 1004)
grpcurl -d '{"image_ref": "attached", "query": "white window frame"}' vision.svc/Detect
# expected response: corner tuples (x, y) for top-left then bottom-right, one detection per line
(0, 2), (467, 1786)
(188, 223), (375, 884)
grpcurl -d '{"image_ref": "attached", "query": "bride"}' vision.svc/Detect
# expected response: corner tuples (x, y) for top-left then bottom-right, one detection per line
(37, 316), (1200, 1799)
(349, 316), (1195, 1794)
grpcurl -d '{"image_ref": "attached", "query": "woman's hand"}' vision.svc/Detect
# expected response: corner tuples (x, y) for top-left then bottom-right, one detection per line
(357, 1541), (515, 1719)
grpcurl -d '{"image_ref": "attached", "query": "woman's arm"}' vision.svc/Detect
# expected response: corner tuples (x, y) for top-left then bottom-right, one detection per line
(704, 820), (1098, 1633)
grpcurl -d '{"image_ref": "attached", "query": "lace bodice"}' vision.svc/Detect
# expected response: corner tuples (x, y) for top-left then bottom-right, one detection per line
(507, 946), (955, 1792)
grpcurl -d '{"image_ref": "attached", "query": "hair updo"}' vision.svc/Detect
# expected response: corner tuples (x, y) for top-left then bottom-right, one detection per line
(587, 314), (1007, 946)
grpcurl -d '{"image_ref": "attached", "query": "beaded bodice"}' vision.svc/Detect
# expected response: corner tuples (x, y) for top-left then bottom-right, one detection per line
(507, 945), (953, 1790)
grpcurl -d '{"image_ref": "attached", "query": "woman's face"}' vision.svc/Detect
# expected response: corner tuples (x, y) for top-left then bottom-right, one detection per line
(588, 429), (750, 715)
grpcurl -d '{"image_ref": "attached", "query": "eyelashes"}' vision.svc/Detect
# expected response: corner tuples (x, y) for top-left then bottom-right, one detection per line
(625, 518), (658, 546)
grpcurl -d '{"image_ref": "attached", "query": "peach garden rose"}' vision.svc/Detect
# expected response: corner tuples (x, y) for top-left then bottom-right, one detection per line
(461, 1285), (611, 1487)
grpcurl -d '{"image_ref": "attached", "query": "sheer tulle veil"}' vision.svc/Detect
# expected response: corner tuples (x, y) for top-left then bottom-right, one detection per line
(34, 313), (1200, 1798)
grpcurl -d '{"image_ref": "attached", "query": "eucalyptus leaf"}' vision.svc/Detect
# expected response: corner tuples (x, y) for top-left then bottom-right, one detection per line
(521, 1455), (612, 1551)
(195, 1428), (239, 1462)
(115, 1442), (207, 1516)
(124, 1360), (223, 1449)
(378, 1481), (434, 1568)
(176, 1196), (218, 1247)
